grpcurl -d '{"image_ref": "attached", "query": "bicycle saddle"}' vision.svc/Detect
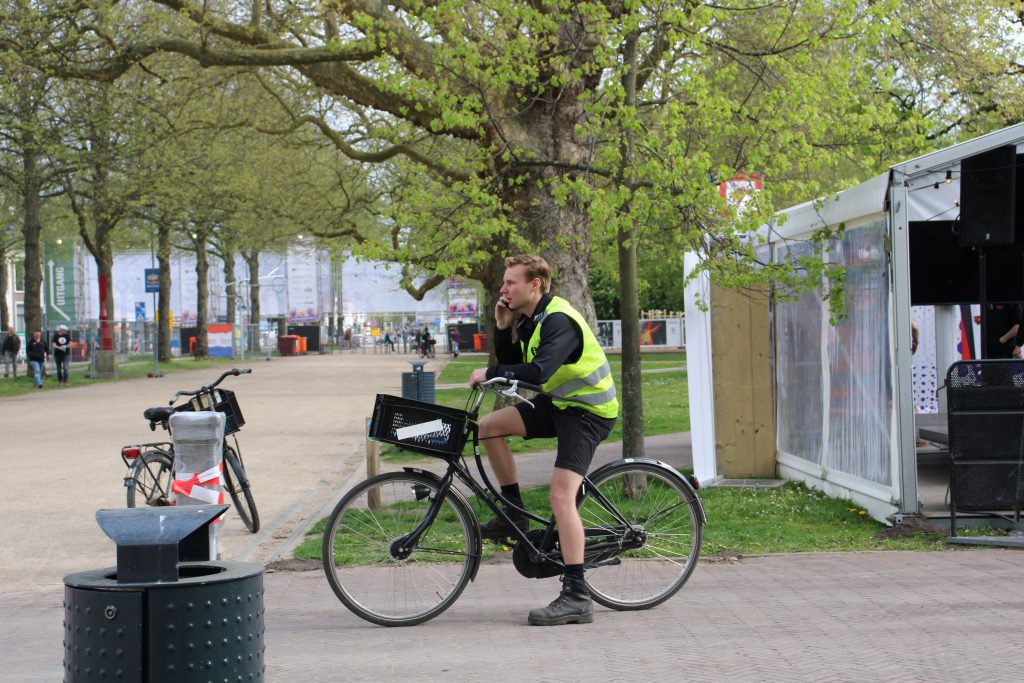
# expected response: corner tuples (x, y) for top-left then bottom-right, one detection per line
(144, 406), (175, 423)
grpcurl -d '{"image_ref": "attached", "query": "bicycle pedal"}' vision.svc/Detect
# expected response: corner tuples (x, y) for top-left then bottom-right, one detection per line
(487, 536), (518, 546)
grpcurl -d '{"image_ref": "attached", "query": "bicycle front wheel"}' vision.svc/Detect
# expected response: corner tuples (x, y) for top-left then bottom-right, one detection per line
(322, 472), (479, 626)
(578, 461), (703, 610)
(223, 445), (260, 533)
(126, 451), (174, 508)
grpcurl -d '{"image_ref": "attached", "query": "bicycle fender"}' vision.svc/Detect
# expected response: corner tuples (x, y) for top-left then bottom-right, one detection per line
(402, 467), (484, 582)
(587, 458), (708, 524)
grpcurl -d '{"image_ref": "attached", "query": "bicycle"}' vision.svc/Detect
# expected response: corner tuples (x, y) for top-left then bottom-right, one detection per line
(120, 368), (261, 533)
(418, 338), (436, 358)
(322, 377), (705, 626)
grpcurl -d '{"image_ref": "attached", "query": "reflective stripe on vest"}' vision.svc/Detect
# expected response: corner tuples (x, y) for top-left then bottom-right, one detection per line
(522, 296), (619, 419)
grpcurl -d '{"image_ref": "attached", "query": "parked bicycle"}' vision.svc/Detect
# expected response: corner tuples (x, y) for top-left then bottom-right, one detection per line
(322, 377), (705, 626)
(120, 368), (260, 533)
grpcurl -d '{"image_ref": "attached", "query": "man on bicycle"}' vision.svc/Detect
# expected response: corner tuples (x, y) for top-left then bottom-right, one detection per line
(469, 254), (618, 626)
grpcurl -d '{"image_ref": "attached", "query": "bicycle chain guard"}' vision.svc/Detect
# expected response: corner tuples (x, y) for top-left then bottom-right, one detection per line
(511, 530), (562, 579)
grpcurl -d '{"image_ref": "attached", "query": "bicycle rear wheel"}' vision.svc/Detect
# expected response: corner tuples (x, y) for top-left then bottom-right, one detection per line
(126, 451), (174, 508)
(578, 461), (702, 610)
(322, 472), (479, 626)
(223, 445), (260, 533)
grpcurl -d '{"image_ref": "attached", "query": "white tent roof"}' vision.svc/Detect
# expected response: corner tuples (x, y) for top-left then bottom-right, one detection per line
(764, 121), (1024, 242)
(763, 173), (889, 242)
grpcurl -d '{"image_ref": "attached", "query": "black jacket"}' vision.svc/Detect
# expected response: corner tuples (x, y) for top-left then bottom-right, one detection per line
(26, 338), (48, 362)
(1, 332), (20, 354)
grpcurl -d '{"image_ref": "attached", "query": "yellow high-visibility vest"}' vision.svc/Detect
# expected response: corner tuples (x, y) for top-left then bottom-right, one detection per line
(522, 296), (618, 419)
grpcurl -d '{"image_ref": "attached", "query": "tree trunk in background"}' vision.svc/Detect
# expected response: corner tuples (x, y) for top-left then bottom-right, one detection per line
(156, 221), (172, 361)
(618, 33), (645, 462)
(194, 235), (209, 357)
(20, 146), (44, 335)
(224, 250), (236, 332)
(0, 250), (9, 331)
(244, 251), (261, 354)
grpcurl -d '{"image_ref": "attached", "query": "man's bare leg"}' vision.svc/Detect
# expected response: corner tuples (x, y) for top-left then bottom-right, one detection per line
(477, 406), (530, 538)
(550, 467), (585, 564)
(528, 466), (593, 626)
(478, 406), (526, 485)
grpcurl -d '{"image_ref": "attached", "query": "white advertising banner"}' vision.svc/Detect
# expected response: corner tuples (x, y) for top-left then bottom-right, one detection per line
(341, 256), (447, 314)
(287, 246), (320, 323)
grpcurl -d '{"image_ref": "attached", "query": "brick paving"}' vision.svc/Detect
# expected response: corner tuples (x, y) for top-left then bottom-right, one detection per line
(258, 549), (1022, 682)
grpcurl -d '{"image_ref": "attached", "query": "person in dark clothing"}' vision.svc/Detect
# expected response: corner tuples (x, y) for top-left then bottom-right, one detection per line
(977, 304), (1024, 358)
(469, 254), (618, 626)
(26, 329), (48, 388)
(2, 327), (21, 378)
(450, 327), (461, 358)
(52, 325), (71, 385)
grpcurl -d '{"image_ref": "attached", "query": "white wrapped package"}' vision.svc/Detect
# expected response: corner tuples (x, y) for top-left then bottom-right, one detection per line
(169, 411), (226, 559)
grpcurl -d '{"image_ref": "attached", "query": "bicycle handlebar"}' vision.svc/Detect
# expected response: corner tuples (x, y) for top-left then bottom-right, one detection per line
(476, 376), (543, 409)
(168, 368), (252, 405)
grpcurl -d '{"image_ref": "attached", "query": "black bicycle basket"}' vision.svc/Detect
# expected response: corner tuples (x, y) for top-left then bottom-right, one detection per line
(175, 388), (246, 435)
(369, 394), (469, 459)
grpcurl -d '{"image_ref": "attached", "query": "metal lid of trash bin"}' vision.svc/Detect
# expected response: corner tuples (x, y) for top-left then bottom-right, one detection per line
(95, 505), (229, 584)
(409, 360), (427, 372)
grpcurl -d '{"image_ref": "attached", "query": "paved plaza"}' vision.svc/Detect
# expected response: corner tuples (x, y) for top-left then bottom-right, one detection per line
(0, 351), (1021, 681)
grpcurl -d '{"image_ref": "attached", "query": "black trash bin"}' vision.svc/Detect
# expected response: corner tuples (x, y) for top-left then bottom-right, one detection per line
(401, 360), (436, 403)
(63, 505), (265, 682)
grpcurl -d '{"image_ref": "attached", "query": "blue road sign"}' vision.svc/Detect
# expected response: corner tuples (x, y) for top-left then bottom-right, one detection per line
(135, 302), (146, 321)
(145, 268), (160, 293)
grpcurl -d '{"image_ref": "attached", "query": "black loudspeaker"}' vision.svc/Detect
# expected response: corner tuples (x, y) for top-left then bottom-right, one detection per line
(960, 145), (1017, 245)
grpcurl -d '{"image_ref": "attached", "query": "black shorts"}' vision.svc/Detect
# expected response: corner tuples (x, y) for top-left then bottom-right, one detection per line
(515, 394), (616, 476)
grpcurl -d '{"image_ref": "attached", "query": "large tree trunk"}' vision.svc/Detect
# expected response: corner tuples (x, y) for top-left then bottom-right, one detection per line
(194, 234), (209, 357)
(244, 251), (261, 354)
(156, 220), (172, 362)
(483, 13), (601, 329)
(21, 146), (44, 335)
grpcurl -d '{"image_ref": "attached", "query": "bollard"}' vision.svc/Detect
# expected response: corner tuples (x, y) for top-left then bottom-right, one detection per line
(63, 505), (265, 682)
(170, 411), (226, 559)
(366, 417), (381, 510)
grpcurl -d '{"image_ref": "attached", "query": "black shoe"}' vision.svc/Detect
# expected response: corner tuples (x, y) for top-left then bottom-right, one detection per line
(479, 510), (529, 540)
(528, 575), (594, 626)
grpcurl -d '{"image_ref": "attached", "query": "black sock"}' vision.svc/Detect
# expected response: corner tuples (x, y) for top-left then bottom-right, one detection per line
(564, 564), (585, 580)
(501, 483), (523, 508)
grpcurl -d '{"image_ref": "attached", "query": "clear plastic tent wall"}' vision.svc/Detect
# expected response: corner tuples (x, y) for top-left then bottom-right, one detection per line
(774, 243), (824, 463)
(824, 220), (892, 486)
(773, 220), (893, 486)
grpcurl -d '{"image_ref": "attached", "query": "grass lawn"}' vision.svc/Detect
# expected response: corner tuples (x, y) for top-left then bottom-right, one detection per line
(295, 480), (955, 564)
(0, 355), (245, 398)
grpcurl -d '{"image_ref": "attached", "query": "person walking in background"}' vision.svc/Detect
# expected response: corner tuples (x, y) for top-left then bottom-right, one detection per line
(2, 326), (21, 378)
(450, 327), (462, 358)
(52, 325), (71, 386)
(26, 329), (48, 389)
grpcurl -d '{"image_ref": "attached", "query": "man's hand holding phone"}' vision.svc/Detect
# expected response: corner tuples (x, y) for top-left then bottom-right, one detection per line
(495, 297), (516, 330)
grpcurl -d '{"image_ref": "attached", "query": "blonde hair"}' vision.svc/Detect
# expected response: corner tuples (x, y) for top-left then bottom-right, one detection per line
(504, 254), (552, 293)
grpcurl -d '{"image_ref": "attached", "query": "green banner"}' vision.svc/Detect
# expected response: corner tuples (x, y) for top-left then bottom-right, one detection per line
(43, 241), (76, 326)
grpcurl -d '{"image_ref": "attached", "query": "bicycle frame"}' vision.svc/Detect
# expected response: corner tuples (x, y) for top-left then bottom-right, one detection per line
(394, 400), (643, 570)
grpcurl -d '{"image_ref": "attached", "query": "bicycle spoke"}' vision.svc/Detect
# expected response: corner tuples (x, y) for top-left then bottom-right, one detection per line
(579, 463), (702, 610)
(323, 473), (477, 626)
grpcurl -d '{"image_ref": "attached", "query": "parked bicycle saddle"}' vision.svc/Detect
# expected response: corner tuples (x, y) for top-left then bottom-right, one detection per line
(144, 406), (175, 423)
(512, 530), (563, 579)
